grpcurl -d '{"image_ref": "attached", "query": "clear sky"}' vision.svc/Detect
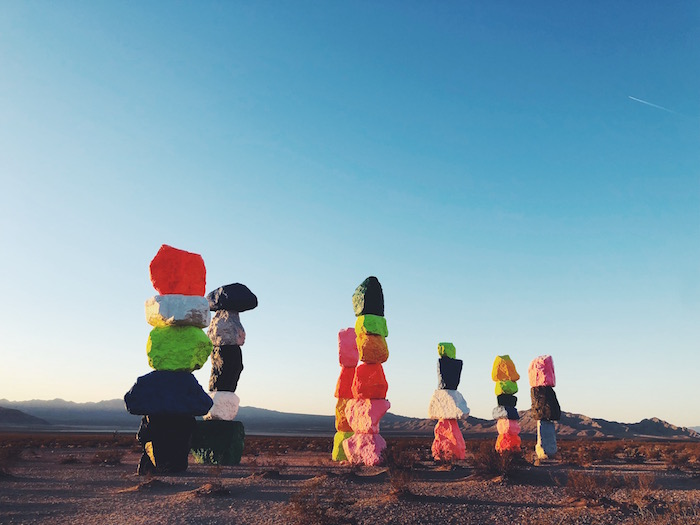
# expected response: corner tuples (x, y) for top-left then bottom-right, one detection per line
(1, 2), (698, 427)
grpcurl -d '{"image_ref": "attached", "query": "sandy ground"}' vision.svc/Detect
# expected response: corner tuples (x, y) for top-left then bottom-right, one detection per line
(0, 440), (699, 525)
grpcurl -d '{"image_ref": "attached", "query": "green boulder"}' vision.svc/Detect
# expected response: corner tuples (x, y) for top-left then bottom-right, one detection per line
(355, 314), (388, 338)
(147, 326), (212, 372)
(332, 431), (353, 461)
(191, 420), (245, 465)
(437, 342), (456, 359)
(495, 380), (519, 395)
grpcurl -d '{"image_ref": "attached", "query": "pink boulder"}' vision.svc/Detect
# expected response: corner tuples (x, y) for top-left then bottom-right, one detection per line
(528, 355), (556, 387)
(338, 328), (359, 368)
(149, 245), (206, 296)
(351, 363), (388, 399)
(431, 419), (466, 461)
(345, 399), (391, 434)
(334, 366), (355, 399)
(496, 419), (521, 435)
(342, 433), (387, 466)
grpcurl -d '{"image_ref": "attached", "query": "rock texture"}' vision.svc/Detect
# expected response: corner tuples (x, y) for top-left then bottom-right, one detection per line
(351, 363), (388, 399)
(124, 371), (213, 416)
(338, 328), (359, 367)
(342, 432), (387, 466)
(431, 418), (466, 461)
(530, 386), (561, 421)
(207, 310), (246, 346)
(335, 398), (352, 432)
(345, 399), (391, 434)
(352, 276), (384, 317)
(335, 366), (356, 399)
(528, 355), (556, 388)
(149, 244), (206, 296)
(437, 357), (463, 390)
(356, 333), (389, 364)
(136, 414), (197, 474)
(191, 420), (245, 465)
(492, 355), (520, 382)
(428, 389), (470, 420)
(146, 326), (213, 371)
(203, 391), (240, 421)
(207, 283), (258, 312)
(536, 420), (558, 459)
(354, 314), (388, 337)
(145, 295), (211, 328)
(437, 342), (456, 359)
(332, 431), (354, 461)
(209, 345), (244, 392)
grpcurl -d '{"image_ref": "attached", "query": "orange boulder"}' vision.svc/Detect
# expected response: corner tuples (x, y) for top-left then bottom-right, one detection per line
(495, 431), (522, 453)
(335, 398), (352, 432)
(356, 333), (389, 364)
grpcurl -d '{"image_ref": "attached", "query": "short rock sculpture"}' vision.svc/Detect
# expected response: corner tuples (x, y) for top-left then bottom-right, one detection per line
(124, 245), (213, 475)
(429, 343), (468, 461)
(491, 355), (521, 453)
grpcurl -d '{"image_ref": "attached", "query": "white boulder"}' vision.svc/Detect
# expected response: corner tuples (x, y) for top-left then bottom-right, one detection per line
(203, 391), (240, 421)
(145, 295), (211, 328)
(428, 389), (469, 420)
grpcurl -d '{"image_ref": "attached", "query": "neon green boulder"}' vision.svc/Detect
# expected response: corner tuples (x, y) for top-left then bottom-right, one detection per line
(355, 315), (388, 338)
(438, 342), (456, 359)
(332, 431), (354, 461)
(147, 326), (212, 372)
(495, 380), (518, 395)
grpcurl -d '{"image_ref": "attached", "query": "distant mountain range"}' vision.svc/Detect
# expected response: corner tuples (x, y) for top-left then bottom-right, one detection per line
(0, 398), (698, 440)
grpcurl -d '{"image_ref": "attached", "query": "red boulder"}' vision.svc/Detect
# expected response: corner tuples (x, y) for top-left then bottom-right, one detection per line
(149, 245), (206, 296)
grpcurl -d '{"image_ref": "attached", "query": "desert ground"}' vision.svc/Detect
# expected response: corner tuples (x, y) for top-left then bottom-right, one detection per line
(0, 433), (698, 525)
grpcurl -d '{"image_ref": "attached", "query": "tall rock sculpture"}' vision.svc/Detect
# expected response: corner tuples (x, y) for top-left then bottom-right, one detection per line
(491, 355), (521, 453)
(529, 355), (560, 460)
(190, 283), (258, 465)
(124, 244), (213, 475)
(428, 343), (469, 461)
(340, 276), (390, 466)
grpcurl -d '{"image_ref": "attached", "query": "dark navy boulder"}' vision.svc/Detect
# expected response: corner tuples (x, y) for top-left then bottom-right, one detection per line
(209, 345), (244, 392)
(352, 276), (384, 317)
(497, 394), (517, 407)
(437, 356), (463, 390)
(207, 283), (258, 312)
(124, 371), (213, 416)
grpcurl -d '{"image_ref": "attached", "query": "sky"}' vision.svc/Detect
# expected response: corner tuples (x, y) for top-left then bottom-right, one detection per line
(1, 2), (698, 427)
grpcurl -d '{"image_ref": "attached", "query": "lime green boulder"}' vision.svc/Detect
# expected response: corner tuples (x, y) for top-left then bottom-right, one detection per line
(147, 326), (212, 372)
(191, 420), (245, 465)
(495, 380), (518, 395)
(332, 431), (354, 461)
(355, 315), (388, 338)
(437, 342), (456, 359)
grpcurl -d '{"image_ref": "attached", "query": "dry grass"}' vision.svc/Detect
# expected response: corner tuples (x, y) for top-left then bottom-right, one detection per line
(284, 477), (356, 525)
(469, 441), (520, 479)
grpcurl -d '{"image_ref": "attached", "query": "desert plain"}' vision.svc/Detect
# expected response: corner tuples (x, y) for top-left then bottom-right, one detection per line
(0, 433), (698, 525)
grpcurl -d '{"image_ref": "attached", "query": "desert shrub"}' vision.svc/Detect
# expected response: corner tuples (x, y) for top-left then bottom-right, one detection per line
(59, 454), (80, 464)
(0, 444), (24, 477)
(382, 443), (418, 497)
(91, 449), (124, 466)
(665, 450), (691, 469)
(564, 470), (620, 502)
(470, 441), (518, 479)
(284, 477), (356, 525)
(631, 502), (700, 525)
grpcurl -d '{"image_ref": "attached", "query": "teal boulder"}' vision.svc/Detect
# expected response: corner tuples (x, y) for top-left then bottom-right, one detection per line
(191, 420), (245, 465)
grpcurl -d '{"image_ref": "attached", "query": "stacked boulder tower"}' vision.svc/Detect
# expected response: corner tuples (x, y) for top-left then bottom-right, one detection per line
(428, 343), (469, 461)
(124, 245), (214, 475)
(529, 355), (561, 460)
(332, 327), (359, 461)
(190, 283), (258, 466)
(340, 276), (390, 466)
(491, 355), (522, 454)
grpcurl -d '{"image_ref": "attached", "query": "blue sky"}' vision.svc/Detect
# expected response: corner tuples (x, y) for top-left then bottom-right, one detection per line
(1, 2), (698, 427)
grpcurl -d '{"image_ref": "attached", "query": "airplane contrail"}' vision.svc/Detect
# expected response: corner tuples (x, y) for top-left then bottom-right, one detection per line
(628, 96), (677, 114)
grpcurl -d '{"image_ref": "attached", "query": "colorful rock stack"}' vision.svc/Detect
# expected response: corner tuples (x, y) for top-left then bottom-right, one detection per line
(340, 276), (390, 466)
(529, 355), (560, 460)
(491, 355), (522, 454)
(124, 244), (214, 475)
(190, 283), (258, 465)
(332, 327), (359, 461)
(428, 343), (469, 461)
